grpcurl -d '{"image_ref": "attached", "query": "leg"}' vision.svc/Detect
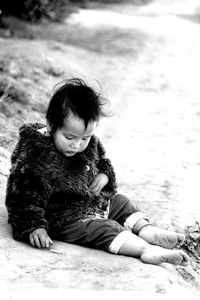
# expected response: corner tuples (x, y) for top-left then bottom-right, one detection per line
(109, 194), (151, 234)
(57, 218), (189, 266)
(118, 234), (189, 266)
(109, 194), (185, 249)
(57, 218), (128, 251)
(108, 194), (139, 225)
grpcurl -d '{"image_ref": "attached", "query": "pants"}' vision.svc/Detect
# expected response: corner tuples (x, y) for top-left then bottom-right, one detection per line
(57, 194), (140, 253)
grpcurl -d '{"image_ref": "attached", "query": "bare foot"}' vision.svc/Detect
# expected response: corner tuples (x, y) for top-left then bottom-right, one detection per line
(138, 225), (185, 249)
(141, 245), (189, 266)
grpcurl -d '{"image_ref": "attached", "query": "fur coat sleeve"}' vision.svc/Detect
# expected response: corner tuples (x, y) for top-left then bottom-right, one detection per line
(6, 168), (49, 241)
(5, 124), (52, 240)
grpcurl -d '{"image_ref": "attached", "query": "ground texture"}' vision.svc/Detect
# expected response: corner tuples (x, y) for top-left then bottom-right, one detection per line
(1, 0), (200, 298)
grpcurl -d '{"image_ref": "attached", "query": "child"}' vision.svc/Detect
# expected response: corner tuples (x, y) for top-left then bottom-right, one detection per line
(5, 78), (189, 266)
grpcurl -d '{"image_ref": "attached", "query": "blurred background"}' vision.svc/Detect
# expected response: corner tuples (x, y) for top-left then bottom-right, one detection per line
(0, 0), (200, 237)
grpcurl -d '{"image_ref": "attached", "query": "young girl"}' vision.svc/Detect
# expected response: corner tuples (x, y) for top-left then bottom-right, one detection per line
(5, 78), (189, 266)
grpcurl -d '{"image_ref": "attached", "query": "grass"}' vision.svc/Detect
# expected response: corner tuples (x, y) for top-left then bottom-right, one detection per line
(35, 24), (148, 57)
(1, 15), (149, 57)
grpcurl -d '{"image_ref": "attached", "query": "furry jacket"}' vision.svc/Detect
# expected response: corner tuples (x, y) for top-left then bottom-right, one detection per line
(5, 123), (117, 241)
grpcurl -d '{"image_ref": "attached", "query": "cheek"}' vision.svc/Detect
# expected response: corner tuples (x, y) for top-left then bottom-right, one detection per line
(54, 135), (69, 150)
(81, 140), (90, 149)
(61, 138), (70, 149)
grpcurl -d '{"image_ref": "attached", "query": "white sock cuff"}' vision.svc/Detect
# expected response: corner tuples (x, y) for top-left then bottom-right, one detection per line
(124, 212), (149, 231)
(108, 230), (133, 254)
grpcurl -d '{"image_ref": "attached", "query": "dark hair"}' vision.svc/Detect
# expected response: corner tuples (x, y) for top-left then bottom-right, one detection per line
(46, 78), (109, 132)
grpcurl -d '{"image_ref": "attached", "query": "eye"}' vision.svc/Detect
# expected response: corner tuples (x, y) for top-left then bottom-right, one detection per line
(82, 136), (90, 141)
(65, 136), (73, 140)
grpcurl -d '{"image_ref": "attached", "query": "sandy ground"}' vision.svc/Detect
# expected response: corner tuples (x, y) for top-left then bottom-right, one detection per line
(66, 0), (200, 232)
(1, 0), (200, 297)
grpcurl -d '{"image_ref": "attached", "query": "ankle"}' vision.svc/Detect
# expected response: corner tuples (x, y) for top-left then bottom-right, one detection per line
(133, 220), (152, 235)
(140, 243), (153, 257)
(138, 224), (154, 237)
(124, 212), (150, 235)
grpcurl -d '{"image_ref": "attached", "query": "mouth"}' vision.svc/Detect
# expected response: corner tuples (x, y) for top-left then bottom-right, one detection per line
(65, 151), (77, 156)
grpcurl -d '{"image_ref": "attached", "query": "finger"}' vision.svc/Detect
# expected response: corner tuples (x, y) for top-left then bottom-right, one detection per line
(45, 236), (51, 248)
(46, 237), (53, 248)
(95, 188), (101, 196)
(89, 182), (97, 190)
(90, 177), (99, 187)
(29, 234), (35, 247)
(34, 235), (41, 248)
(39, 235), (48, 248)
(90, 181), (100, 190)
(92, 189), (100, 196)
(49, 237), (53, 245)
(93, 184), (102, 192)
(90, 186), (99, 195)
(93, 185), (100, 193)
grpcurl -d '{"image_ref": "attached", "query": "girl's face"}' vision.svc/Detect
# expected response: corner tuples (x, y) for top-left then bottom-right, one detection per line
(52, 113), (97, 157)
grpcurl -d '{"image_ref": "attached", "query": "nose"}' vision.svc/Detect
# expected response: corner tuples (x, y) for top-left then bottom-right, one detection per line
(71, 140), (81, 150)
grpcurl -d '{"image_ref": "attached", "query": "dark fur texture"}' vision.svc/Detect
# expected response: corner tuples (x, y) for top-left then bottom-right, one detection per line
(5, 123), (117, 241)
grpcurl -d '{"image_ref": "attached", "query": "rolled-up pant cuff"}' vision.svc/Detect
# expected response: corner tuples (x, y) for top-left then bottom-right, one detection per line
(108, 230), (133, 254)
(124, 212), (150, 234)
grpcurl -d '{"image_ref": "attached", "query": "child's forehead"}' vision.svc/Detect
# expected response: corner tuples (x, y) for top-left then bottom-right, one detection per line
(62, 114), (97, 135)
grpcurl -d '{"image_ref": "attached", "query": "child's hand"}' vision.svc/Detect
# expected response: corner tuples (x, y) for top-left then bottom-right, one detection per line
(29, 228), (53, 248)
(89, 173), (109, 196)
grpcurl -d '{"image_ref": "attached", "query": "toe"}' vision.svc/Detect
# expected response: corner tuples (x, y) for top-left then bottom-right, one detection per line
(181, 252), (190, 266)
(178, 233), (185, 244)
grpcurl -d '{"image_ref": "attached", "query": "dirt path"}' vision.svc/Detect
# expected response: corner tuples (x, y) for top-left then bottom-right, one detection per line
(1, 1), (200, 297)
(4, 0), (197, 234)
(67, 0), (200, 231)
